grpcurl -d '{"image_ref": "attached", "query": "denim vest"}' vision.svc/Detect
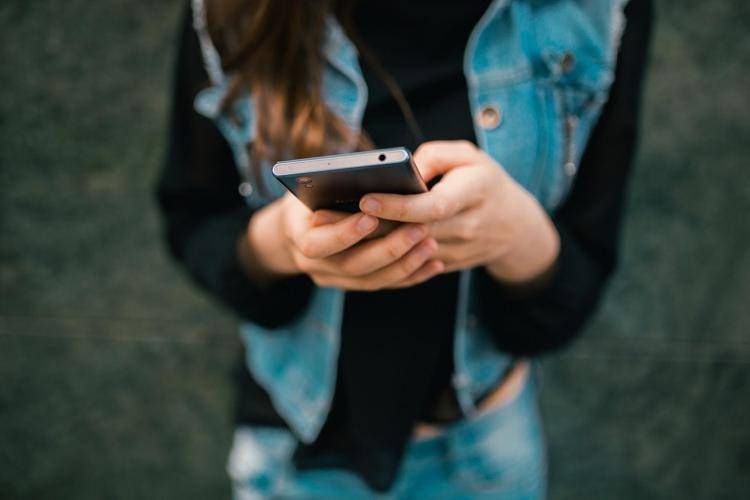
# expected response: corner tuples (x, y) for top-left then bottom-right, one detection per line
(191, 0), (626, 443)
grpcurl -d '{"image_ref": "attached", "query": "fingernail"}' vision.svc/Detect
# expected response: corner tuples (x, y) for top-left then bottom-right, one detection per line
(407, 225), (426, 243)
(361, 197), (380, 214)
(357, 214), (378, 232)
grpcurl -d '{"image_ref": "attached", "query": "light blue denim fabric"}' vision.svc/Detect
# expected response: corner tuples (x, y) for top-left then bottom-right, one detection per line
(227, 372), (546, 499)
(191, 0), (625, 444)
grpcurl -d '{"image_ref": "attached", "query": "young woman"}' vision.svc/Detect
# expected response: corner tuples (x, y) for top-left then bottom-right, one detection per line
(157, 0), (652, 497)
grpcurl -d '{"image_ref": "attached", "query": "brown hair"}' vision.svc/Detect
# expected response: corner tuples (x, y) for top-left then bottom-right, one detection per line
(204, 0), (369, 175)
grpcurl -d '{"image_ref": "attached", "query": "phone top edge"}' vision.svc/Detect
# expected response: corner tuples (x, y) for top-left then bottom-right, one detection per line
(272, 147), (411, 177)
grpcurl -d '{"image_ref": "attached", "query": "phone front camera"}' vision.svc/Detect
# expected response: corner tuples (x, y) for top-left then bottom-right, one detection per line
(378, 154), (386, 161)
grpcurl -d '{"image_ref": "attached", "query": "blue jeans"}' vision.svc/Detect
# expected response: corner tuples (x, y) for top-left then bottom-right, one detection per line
(228, 373), (546, 499)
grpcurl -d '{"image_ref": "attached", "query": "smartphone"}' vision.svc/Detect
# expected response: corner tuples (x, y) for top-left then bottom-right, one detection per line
(272, 147), (427, 212)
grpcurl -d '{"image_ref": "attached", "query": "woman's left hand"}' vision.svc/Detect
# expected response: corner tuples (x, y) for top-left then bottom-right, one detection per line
(359, 141), (561, 284)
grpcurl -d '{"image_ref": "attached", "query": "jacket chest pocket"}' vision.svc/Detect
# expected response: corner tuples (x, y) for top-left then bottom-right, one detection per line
(537, 51), (613, 209)
(529, 0), (621, 210)
(475, 62), (612, 213)
(473, 1), (620, 212)
(473, 78), (546, 202)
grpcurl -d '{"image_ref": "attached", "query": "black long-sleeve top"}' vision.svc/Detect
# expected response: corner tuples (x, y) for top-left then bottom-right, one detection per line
(157, 0), (652, 492)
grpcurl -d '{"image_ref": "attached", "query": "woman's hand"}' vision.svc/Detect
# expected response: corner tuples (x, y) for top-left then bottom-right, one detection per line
(242, 192), (444, 291)
(358, 141), (560, 284)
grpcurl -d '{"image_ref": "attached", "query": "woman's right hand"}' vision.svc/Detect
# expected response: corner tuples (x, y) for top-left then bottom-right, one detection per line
(244, 193), (444, 291)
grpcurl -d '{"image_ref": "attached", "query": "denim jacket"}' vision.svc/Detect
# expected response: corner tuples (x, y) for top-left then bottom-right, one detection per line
(191, 0), (626, 443)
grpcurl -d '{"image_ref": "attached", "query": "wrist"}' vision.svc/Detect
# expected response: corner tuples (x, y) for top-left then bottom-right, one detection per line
(241, 202), (298, 282)
(485, 211), (560, 285)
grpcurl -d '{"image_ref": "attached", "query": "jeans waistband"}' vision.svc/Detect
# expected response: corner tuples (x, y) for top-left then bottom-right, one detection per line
(406, 364), (534, 462)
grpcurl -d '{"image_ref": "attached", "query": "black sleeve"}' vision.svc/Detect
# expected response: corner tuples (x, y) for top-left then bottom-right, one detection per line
(155, 6), (314, 328)
(475, 0), (654, 355)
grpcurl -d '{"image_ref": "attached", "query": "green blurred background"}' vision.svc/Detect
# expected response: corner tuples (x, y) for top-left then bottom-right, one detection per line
(1, 1), (749, 498)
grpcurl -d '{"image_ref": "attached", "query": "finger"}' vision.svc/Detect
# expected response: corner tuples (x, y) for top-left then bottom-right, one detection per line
(360, 170), (482, 223)
(310, 209), (350, 227)
(432, 241), (486, 272)
(413, 140), (483, 182)
(291, 251), (340, 276)
(364, 220), (400, 240)
(332, 223), (428, 276)
(362, 237), (439, 288)
(318, 238), (438, 291)
(294, 212), (379, 259)
(428, 209), (483, 242)
(388, 259), (445, 289)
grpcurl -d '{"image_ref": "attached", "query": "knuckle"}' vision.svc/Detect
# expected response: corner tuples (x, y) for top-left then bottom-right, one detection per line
(298, 237), (318, 259)
(409, 270), (428, 286)
(458, 226), (474, 241)
(460, 219), (480, 240)
(333, 229), (352, 249)
(432, 196), (455, 219)
(431, 200), (446, 220)
(438, 252), (455, 267)
(385, 240), (404, 261)
(402, 254), (423, 276)
(338, 259), (355, 276)
(469, 218), (482, 236)
(447, 198), (459, 216)
(394, 199), (410, 220)
(340, 257), (363, 277)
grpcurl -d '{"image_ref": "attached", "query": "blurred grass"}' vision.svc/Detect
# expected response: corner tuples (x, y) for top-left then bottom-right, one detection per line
(1, 0), (749, 499)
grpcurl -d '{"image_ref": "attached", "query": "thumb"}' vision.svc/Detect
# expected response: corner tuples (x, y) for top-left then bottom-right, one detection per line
(413, 140), (483, 183)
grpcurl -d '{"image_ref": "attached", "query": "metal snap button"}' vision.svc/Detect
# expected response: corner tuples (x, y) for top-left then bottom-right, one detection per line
(564, 161), (577, 177)
(452, 373), (471, 388)
(561, 51), (576, 73)
(477, 105), (502, 130)
(238, 182), (253, 197)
